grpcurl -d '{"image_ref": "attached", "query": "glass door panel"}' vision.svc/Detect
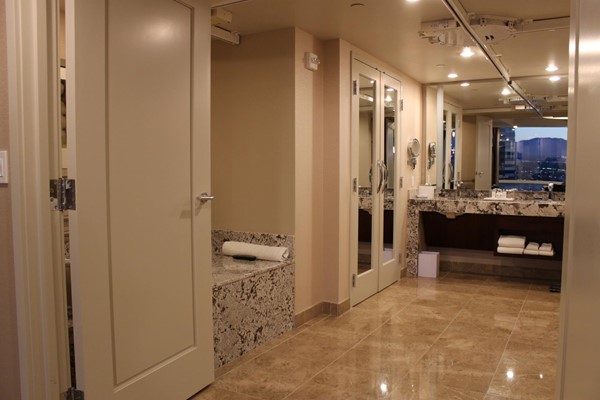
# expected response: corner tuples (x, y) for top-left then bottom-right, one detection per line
(357, 73), (377, 276)
(378, 74), (401, 290)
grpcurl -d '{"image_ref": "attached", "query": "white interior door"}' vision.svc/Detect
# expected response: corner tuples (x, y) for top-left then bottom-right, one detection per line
(378, 73), (402, 290)
(351, 59), (380, 306)
(66, 0), (214, 399)
(475, 116), (493, 189)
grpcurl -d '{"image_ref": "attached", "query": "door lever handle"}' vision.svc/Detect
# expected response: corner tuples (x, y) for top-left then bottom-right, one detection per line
(196, 192), (215, 207)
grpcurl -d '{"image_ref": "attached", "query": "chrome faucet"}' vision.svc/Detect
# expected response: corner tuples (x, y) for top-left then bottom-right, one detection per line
(547, 183), (554, 201)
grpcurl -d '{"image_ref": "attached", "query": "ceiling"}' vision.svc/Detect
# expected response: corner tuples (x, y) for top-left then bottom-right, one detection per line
(210, 0), (570, 127)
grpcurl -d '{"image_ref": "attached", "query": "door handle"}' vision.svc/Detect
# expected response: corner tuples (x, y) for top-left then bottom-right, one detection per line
(376, 161), (384, 193)
(196, 192), (215, 208)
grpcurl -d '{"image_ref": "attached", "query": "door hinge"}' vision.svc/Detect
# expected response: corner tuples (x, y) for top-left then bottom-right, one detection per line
(352, 177), (357, 193)
(399, 177), (403, 189)
(400, 99), (404, 111)
(50, 178), (76, 211)
(353, 80), (358, 95)
(63, 388), (84, 400)
(352, 273), (356, 288)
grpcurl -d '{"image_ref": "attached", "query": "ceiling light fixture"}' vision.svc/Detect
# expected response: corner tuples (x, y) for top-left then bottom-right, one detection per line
(501, 88), (511, 95)
(448, 73), (458, 79)
(549, 75), (561, 82)
(545, 64), (559, 72)
(406, 0), (419, 3)
(460, 47), (475, 57)
(460, 82), (470, 87)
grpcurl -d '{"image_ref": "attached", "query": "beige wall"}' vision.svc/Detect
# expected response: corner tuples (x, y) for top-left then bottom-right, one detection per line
(294, 28), (326, 314)
(0, 0), (21, 397)
(321, 39), (352, 305)
(211, 29), (296, 235)
(461, 115), (476, 186)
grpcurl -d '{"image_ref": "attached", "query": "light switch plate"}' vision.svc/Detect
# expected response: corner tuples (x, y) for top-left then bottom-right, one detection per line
(0, 150), (8, 184)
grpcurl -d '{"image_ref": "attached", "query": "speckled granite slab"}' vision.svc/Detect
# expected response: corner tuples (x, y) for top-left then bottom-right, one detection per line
(359, 187), (394, 212)
(211, 230), (295, 368)
(406, 197), (565, 276)
(213, 261), (294, 368)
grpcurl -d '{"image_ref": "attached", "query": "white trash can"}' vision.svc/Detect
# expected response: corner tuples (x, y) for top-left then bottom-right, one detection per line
(418, 251), (440, 278)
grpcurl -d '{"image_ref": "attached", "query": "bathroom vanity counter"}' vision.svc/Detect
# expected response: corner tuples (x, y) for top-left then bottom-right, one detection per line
(406, 196), (565, 276)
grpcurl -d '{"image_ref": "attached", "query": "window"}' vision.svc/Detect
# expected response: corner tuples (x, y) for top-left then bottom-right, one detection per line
(497, 127), (567, 190)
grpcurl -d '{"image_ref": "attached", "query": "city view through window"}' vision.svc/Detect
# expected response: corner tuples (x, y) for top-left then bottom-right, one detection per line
(498, 127), (567, 191)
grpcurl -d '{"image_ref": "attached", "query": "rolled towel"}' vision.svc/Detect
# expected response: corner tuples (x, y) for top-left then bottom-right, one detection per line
(497, 246), (524, 255)
(222, 241), (289, 262)
(539, 249), (555, 257)
(526, 242), (540, 251)
(524, 249), (539, 256)
(540, 243), (553, 252)
(498, 235), (526, 248)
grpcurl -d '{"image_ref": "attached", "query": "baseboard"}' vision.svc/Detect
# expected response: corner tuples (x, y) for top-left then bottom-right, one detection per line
(294, 298), (351, 328)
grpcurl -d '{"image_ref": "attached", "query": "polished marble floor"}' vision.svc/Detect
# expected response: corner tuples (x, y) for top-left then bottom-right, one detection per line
(192, 272), (560, 400)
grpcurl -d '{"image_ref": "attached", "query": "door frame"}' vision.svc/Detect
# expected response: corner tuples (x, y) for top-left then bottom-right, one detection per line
(7, 0), (73, 398)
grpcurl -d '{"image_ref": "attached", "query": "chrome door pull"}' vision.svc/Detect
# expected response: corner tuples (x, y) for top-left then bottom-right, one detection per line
(196, 193), (215, 204)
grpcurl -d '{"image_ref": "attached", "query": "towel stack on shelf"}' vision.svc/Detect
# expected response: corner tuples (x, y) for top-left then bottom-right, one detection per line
(497, 235), (526, 255)
(539, 243), (555, 257)
(524, 242), (540, 255)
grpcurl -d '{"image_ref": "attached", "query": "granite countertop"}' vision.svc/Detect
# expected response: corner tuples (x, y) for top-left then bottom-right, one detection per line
(212, 254), (294, 287)
(408, 197), (565, 218)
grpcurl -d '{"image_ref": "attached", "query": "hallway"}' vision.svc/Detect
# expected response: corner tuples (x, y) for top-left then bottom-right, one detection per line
(193, 272), (559, 399)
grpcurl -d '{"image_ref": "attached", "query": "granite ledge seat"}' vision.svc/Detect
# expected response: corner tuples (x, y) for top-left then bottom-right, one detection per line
(211, 230), (295, 369)
(212, 253), (293, 287)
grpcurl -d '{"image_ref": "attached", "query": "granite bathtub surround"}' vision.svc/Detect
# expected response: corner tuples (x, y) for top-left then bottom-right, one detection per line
(211, 230), (295, 368)
(406, 195), (565, 276)
(212, 229), (295, 260)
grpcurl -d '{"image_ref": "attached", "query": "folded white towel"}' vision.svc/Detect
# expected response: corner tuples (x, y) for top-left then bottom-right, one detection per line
(526, 242), (540, 251)
(539, 249), (555, 257)
(540, 243), (553, 252)
(498, 235), (526, 248)
(497, 246), (524, 255)
(524, 249), (539, 256)
(222, 241), (290, 262)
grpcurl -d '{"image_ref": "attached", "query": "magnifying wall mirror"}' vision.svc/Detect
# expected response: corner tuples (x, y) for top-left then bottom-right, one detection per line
(408, 138), (420, 169)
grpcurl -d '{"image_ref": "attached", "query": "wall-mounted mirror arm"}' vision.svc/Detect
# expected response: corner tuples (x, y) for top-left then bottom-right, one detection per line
(408, 138), (420, 170)
(440, 0), (544, 118)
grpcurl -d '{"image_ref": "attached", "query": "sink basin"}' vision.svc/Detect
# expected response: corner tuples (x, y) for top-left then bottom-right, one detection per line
(483, 197), (515, 201)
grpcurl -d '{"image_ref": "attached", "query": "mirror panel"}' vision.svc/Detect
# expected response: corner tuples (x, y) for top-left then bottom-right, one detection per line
(357, 73), (376, 275)
(382, 83), (397, 263)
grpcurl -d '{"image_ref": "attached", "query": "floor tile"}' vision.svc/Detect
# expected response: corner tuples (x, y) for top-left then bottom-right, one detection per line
(208, 273), (561, 400)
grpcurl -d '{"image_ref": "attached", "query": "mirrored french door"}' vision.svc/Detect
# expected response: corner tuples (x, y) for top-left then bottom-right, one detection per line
(350, 58), (402, 306)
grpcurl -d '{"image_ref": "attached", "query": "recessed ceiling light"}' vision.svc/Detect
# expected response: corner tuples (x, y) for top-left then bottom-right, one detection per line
(501, 88), (511, 96)
(513, 125), (519, 129)
(549, 75), (561, 82)
(546, 64), (559, 72)
(386, 87), (395, 92)
(448, 73), (458, 79)
(460, 47), (475, 57)
(406, 0), (419, 2)
(460, 82), (470, 87)
(350, 3), (366, 8)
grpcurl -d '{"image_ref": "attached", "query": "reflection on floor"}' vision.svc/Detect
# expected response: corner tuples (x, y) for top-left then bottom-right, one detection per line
(192, 272), (560, 400)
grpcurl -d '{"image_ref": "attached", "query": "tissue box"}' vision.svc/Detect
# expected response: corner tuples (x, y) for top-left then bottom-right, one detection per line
(418, 251), (440, 278)
(417, 185), (435, 199)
